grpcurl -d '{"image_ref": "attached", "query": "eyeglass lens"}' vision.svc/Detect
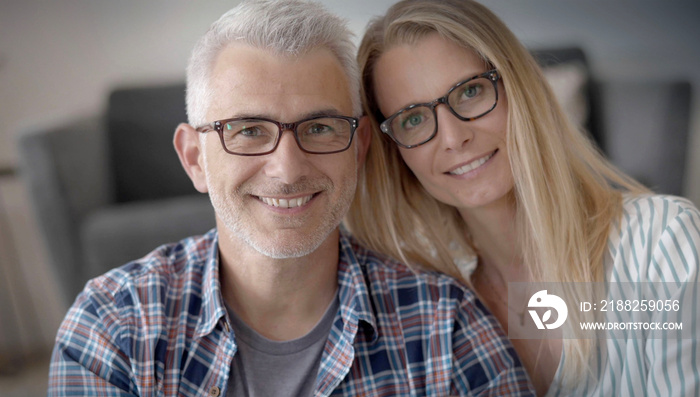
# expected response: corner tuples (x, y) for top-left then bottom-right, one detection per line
(388, 75), (497, 147)
(220, 117), (353, 154)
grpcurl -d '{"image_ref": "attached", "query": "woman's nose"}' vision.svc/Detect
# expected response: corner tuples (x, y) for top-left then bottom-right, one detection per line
(434, 104), (473, 151)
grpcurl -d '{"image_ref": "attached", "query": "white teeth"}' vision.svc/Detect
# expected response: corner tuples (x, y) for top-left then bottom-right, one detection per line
(449, 152), (495, 175)
(258, 194), (313, 208)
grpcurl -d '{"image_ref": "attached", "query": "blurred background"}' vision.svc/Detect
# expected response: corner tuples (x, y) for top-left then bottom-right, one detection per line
(1, 0), (699, 394)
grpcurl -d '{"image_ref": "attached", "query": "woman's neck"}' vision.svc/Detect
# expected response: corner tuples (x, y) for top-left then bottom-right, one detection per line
(458, 192), (526, 281)
(461, 194), (559, 396)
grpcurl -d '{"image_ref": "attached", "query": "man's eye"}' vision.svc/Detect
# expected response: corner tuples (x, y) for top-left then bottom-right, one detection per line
(226, 123), (265, 137)
(240, 127), (263, 136)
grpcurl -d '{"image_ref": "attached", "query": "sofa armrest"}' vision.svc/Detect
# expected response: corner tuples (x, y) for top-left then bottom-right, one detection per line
(16, 115), (113, 300)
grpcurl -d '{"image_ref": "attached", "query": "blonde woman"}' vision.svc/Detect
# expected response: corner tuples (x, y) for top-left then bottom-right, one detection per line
(346, 0), (700, 395)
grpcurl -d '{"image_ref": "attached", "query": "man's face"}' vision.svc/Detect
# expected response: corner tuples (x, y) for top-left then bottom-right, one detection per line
(198, 44), (359, 258)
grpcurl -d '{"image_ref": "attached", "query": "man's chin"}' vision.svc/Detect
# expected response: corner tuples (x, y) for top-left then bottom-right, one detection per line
(242, 228), (335, 259)
(249, 239), (323, 259)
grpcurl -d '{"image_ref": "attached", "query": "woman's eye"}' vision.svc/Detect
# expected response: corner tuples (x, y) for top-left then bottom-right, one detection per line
(401, 114), (424, 130)
(460, 84), (482, 100)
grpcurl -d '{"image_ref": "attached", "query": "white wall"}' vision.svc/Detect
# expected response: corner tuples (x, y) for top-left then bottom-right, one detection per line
(0, 0), (236, 164)
(1, 0), (699, 203)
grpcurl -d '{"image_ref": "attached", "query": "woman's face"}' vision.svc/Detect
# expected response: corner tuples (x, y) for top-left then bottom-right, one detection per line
(373, 33), (514, 212)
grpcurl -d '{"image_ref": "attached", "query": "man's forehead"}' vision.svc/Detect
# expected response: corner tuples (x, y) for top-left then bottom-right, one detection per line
(205, 43), (352, 122)
(209, 43), (347, 91)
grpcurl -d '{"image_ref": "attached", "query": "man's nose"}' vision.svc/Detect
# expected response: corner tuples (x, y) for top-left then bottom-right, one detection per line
(262, 129), (313, 183)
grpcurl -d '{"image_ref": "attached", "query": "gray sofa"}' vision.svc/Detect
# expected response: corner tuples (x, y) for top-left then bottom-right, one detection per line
(17, 84), (215, 302)
(16, 48), (692, 303)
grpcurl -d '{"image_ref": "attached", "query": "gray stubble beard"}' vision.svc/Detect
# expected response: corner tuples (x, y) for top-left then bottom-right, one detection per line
(203, 156), (356, 259)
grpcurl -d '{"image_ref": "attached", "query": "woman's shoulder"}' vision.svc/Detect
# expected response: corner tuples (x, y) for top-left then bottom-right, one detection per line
(616, 194), (699, 238)
(621, 193), (699, 218)
(607, 194), (700, 283)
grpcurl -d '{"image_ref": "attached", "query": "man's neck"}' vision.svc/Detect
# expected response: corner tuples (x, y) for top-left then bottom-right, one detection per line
(217, 227), (340, 341)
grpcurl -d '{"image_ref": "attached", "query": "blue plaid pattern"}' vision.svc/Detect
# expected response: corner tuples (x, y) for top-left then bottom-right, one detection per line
(49, 229), (534, 396)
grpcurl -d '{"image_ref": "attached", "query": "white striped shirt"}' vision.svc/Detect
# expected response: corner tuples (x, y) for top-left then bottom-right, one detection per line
(547, 194), (700, 396)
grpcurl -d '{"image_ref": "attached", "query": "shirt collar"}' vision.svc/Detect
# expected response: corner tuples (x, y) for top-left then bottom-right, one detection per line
(336, 228), (377, 341)
(194, 228), (378, 339)
(195, 229), (227, 338)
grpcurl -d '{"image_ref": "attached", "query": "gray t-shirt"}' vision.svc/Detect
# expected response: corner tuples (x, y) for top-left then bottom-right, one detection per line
(225, 296), (339, 397)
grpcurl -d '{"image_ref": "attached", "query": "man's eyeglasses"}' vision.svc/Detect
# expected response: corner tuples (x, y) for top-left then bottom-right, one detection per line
(196, 115), (358, 156)
(379, 69), (500, 149)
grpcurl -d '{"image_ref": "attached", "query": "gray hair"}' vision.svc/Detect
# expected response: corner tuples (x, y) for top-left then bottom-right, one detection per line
(186, 0), (361, 126)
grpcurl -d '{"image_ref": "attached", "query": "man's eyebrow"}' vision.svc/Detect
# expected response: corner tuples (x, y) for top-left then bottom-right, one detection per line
(226, 108), (344, 121)
(299, 108), (344, 119)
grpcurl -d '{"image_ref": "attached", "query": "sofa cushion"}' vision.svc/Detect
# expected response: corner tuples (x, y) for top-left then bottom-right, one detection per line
(107, 84), (194, 203)
(80, 195), (215, 283)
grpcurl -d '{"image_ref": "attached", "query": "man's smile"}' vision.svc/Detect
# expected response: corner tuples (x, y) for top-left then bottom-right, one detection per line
(255, 193), (316, 208)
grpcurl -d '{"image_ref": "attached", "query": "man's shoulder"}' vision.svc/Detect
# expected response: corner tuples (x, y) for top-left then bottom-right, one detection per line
(345, 233), (475, 304)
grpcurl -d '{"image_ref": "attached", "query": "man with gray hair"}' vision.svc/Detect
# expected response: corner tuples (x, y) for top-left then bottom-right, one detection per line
(48, 1), (534, 396)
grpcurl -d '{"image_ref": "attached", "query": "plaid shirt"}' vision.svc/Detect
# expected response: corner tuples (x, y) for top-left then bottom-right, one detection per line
(49, 228), (534, 396)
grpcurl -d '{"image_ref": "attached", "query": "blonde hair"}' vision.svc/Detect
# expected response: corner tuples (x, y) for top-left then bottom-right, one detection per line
(345, 0), (649, 388)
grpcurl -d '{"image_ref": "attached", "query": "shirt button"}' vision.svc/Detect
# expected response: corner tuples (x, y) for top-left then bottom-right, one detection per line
(209, 386), (221, 396)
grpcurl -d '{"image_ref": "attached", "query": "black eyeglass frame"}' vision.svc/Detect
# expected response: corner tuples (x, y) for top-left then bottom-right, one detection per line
(196, 115), (359, 156)
(379, 69), (500, 149)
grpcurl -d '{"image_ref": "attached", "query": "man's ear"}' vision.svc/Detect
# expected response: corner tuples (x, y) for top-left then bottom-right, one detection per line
(173, 123), (208, 193)
(356, 116), (372, 168)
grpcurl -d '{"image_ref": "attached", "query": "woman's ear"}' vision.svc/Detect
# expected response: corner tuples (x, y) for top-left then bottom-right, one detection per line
(173, 123), (208, 193)
(356, 116), (372, 167)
